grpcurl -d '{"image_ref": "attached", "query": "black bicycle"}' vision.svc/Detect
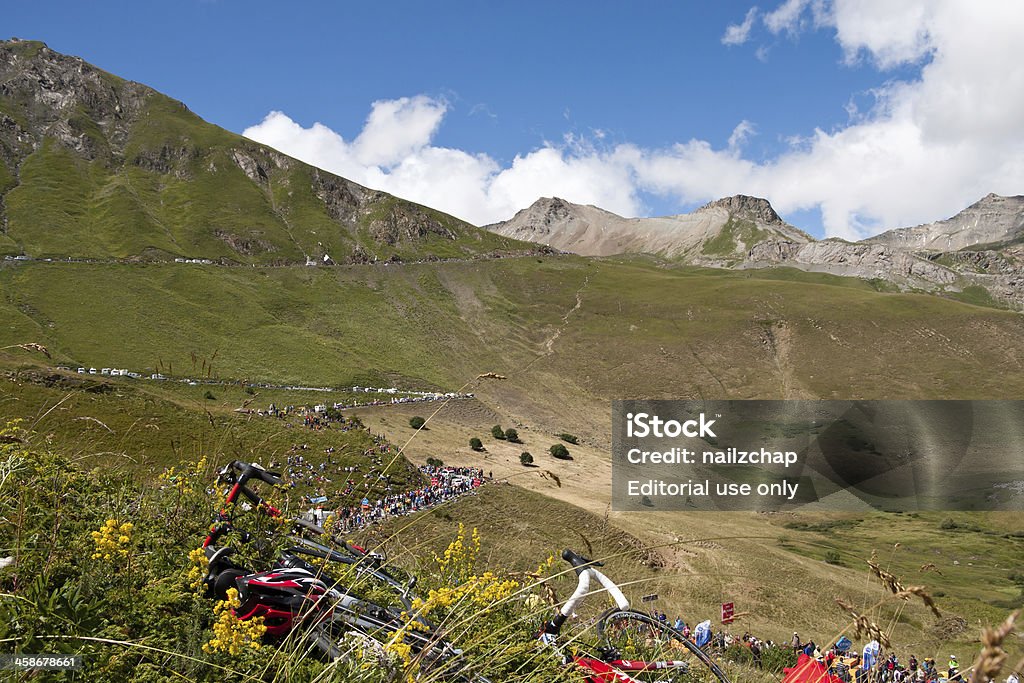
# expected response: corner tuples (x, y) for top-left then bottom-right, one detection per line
(201, 461), (490, 681)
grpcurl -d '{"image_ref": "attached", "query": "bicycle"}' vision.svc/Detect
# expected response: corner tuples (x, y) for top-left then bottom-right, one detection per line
(538, 549), (731, 683)
(201, 461), (490, 681)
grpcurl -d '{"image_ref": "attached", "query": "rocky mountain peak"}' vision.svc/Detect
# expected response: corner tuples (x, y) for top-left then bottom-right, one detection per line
(696, 195), (783, 225)
(867, 192), (1024, 251)
(531, 197), (577, 222)
(0, 38), (160, 160)
(968, 192), (1023, 211)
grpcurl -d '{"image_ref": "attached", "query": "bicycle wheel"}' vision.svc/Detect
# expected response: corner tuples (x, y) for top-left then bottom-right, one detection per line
(596, 609), (730, 683)
(307, 606), (488, 681)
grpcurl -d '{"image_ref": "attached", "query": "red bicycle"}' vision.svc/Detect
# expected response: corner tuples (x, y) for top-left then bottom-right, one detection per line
(201, 461), (490, 682)
(538, 549), (731, 683)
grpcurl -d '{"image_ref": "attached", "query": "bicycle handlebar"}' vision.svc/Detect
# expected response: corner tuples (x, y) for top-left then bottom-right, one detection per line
(228, 460), (284, 486)
(561, 548), (604, 574)
(540, 549), (629, 637)
(202, 461), (284, 547)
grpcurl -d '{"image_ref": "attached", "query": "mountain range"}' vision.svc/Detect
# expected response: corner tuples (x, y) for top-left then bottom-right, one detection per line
(489, 192), (1024, 308)
(0, 38), (537, 265)
(3, 37), (1023, 309)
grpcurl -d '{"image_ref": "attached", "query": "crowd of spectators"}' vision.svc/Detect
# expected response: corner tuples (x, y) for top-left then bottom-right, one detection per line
(322, 465), (484, 533)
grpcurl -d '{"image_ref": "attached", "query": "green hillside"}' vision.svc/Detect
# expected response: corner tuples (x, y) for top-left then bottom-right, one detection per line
(2, 38), (1023, 683)
(0, 40), (534, 264)
(3, 256), (1023, 435)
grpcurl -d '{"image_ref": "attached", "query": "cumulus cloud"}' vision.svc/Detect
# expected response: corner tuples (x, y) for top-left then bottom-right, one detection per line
(830, 0), (932, 67)
(722, 7), (759, 46)
(244, 103), (642, 226)
(245, 0), (1024, 239)
(352, 96), (445, 167)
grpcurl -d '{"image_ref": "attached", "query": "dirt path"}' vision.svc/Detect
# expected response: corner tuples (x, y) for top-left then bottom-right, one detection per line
(543, 276), (589, 355)
(760, 320), (810, 399)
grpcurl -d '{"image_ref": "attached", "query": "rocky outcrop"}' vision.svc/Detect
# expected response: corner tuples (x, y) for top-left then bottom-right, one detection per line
(747, 239), (802, 262)
(214, 230), (276, 256)
(0, 39), (157, 161)
(230, 149), (269, 184)
(869, 193), (1024, 251)
(131, 143), (199, 178)
(696, 195), (784, 226)
(749, 239), (959, 285)
(362, 194), (458, 245)
(927, 247), (1024, 275)
(311, 169), (367, 225)
(748, 238), (1024, 309)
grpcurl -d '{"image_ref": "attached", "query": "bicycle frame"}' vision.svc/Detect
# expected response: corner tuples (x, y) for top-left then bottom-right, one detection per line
(202, 460), (284, 548)
(199, 462), (488, 680)
(201, 462), (422, 632)
(203, 461), (383, 568)
(539, 549), (694, 683)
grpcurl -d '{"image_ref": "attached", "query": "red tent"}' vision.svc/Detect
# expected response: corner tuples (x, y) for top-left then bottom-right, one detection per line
(783, 653), (845, 683)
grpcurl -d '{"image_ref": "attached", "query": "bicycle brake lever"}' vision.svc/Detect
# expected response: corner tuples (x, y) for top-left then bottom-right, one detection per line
(216, 464), (235, 484)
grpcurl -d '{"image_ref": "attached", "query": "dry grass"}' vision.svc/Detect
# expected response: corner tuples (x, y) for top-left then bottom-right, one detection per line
(2, 342), (51, 358)
(868, 555), (905, 595)
(969, 610), (1019, 683)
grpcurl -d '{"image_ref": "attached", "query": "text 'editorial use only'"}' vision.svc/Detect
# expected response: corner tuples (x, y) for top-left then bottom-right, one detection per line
(611, 400), (1024, 512)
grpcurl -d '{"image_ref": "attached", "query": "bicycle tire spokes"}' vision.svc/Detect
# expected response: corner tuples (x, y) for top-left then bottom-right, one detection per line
(597, 610), (730, 683)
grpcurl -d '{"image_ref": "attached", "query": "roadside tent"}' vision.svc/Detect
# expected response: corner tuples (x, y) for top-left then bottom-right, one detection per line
(693, 620), (712, 648)
(783, 653), (845, 683)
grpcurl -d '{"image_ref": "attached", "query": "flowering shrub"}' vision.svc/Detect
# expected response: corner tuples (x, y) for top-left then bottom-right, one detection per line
(158, 455), (208, 493)
(186, 546), (209, 591)
(202, 587), (266, 655)
(433, 521), (481, 584)
(90, 519), (134, 561)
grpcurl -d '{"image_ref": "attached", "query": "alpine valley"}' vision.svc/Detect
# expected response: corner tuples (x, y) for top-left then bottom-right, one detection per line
(1, 39), (1022, 683)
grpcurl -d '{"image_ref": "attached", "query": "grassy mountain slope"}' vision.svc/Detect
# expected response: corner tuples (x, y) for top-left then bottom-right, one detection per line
(0, 39), (532, 263)
(3, 255), (1024, 446)
(3, 39), (1023, 680)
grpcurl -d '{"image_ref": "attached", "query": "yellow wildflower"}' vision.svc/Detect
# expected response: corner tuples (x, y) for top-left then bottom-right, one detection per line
(186, 547), (209, 591)
(202, 588), (266, 655)
(90, 519), (133, 561)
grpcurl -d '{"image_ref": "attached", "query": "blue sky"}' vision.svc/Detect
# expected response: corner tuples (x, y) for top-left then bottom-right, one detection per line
(6, 1), (1024, 237)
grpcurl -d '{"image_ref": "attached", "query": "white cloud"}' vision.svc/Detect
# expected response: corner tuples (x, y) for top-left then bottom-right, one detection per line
(722, 7), (759, 46)
(352, 96), (445, 167)
(245, 1), (1024, 240)
(830, 0), (932, 67)
(244, 101), (642, 226)
(727, 120), (757, 151)
(763, 0), (810, 35)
